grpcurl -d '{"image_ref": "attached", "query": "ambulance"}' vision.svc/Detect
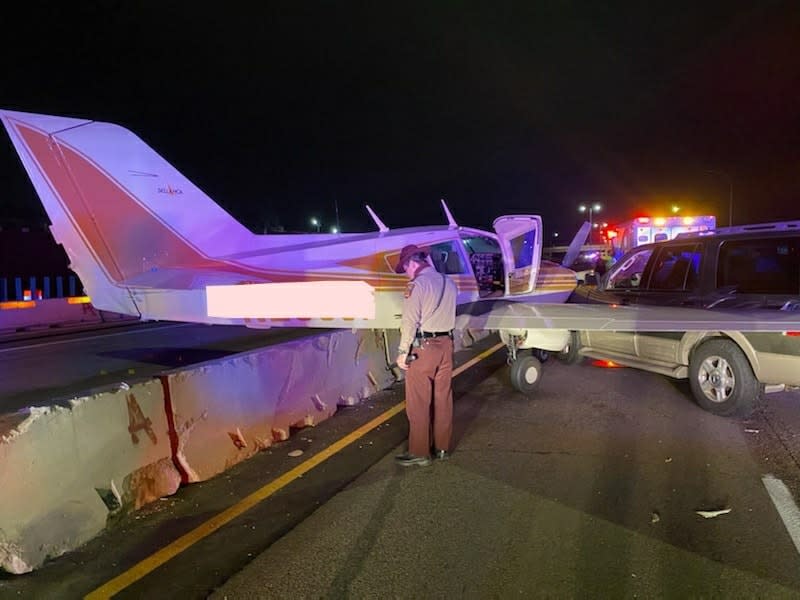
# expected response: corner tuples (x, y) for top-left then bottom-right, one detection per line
(607, 215), (716, 257)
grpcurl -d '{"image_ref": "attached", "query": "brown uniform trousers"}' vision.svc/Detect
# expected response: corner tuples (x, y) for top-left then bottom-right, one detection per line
(405, 336), (454, 457)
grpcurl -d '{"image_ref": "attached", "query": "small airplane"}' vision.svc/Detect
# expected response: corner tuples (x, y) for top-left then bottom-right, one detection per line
(4, 110), (800, 392)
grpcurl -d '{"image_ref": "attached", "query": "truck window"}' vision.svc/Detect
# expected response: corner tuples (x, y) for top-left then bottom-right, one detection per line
(606, 247), (653, 289)
(718, 237), (800, 294)
(647, 244), (701, 291)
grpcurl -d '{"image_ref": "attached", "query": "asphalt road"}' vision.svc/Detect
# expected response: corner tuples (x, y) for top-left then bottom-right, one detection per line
(210, 360), (800, 599)
(4, 335), (800, 598)
(0, 322), (322, 413)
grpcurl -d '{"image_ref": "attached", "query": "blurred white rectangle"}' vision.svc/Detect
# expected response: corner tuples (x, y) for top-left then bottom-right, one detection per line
(206, 281), (375, 319)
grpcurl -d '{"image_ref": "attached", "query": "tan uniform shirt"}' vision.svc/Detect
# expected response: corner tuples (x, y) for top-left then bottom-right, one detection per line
(398, 265), (458, 353)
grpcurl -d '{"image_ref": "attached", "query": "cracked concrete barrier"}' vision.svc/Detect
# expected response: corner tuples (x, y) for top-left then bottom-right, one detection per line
(0, 326), (487, 574)
(164, 329), (395, 483)
(0, 380), (180, 574)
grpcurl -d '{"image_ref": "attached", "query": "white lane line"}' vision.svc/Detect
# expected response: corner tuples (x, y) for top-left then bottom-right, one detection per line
(762, 474), (800, 556)
(0, 323), (189, 354)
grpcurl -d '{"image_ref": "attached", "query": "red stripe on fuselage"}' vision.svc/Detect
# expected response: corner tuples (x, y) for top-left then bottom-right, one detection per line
(18, 123), (226, 283)
(13, 123), (400, 287)
(14, 121), (487, 294)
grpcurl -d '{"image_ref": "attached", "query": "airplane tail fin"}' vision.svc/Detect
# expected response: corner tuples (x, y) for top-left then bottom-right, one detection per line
(0, 110), (255, 314)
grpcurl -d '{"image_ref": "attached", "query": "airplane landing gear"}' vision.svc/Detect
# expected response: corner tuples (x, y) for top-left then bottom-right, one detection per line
(505, 334), (543, 394)
(509, 353), (542, 394)
(532, 348), (550, 363)
(505, 334), (520, 365)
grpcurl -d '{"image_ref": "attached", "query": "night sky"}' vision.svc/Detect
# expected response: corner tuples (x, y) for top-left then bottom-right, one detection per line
(1, 2), (798, 240)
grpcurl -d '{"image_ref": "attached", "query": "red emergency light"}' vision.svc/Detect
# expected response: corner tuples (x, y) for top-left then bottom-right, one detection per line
(636, 217), (650, 224)
(591, 359), (625, 368)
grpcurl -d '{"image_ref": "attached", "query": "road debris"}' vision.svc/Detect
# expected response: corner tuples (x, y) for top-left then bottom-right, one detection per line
(695, 508), (732, 519)
(288, 449), (304, 457)
(744, 428), (760, 434)
(651, 511), (660, 524)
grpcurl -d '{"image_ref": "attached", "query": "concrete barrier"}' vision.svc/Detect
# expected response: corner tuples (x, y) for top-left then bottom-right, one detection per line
(164, 329), (394, 483)
(0, 297), (101, 333)
(0, 325), (490, 573)
(0, 297), (137, 335)
(0, 379), (180, 574)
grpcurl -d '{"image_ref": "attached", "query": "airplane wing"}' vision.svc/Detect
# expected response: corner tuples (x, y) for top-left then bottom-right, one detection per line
(456, 300), (800, 332)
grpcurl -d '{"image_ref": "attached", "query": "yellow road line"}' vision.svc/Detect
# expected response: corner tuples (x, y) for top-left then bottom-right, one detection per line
(453, 341), (504, 376)
(85, 340), (504, 599)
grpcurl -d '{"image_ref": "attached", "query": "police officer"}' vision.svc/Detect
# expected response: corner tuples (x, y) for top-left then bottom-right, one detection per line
(394, 244), (458, 467)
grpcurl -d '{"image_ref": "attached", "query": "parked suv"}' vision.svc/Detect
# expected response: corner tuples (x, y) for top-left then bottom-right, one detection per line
(566, 221), (800, 416)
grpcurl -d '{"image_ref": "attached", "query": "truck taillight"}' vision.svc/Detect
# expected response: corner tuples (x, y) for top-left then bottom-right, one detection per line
(783, 332), (800, 337)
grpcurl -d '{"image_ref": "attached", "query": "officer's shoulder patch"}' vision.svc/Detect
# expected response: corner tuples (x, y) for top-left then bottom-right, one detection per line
(404, 282), (415, 298)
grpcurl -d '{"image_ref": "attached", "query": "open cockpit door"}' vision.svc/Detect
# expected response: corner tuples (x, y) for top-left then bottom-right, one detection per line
(493, 215), (542, 296)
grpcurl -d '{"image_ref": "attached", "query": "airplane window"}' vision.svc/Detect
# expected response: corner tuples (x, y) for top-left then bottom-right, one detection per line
(430, 240), (467, 274)
(510, 230), (535, 269)
(462, 235), (503, 295)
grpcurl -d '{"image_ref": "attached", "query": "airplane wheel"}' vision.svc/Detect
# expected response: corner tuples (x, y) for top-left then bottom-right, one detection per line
(533, 349), (550, 363)
(510, 354), (542, 395)
(556, 331), (582, 365)
(688, 339), (759, 417)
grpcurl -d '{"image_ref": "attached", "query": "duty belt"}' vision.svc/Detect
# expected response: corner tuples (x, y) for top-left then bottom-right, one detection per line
(418, 330), (453, 338)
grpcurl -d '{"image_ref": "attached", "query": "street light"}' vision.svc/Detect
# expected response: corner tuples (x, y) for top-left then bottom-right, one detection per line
(705, 170), (733, 227)
(330, 226), (338, 234)
(310, 217), (320, 232)
(578, 203), (602, 243)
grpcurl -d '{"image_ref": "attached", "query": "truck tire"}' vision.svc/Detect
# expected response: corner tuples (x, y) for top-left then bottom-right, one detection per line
(688, 339), (760, 416)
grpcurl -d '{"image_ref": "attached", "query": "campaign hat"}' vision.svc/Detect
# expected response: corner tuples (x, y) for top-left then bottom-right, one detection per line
(394, 244), (429, 273)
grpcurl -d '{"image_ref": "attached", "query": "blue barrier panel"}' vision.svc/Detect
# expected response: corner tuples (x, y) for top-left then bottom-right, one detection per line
(29, 276), (36, 300)
(69, 276), (76, 297)
(15, 277), (22, 301)
(0, 278), (6, 302)
(44, 277), (51, 299)
(56, 276), (64, 298)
